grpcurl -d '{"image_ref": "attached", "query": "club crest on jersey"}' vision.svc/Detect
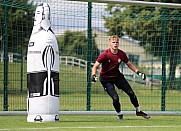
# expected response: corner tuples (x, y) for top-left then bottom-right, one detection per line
(118, 58), (121, 63)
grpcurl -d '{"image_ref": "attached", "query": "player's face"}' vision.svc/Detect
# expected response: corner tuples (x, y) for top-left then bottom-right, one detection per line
(109, 38), (119, 50)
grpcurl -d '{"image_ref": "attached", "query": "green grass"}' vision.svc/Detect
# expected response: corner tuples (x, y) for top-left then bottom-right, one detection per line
(0, 115), (181, 131)
(1, 63), (181, 131)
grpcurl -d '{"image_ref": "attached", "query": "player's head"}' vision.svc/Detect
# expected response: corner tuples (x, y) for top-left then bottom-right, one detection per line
(34, 3), (51, 31)
(109, 35), (119, 50)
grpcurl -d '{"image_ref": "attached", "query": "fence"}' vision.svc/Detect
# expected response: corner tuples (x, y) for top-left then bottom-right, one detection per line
(0, 0), (181, 113)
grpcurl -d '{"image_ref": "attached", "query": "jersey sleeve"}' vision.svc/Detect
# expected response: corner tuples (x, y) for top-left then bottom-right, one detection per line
(122, 51), (129, 63)
(96, 52), (106, 63)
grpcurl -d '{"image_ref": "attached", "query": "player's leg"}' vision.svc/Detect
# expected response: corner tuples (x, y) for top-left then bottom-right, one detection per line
(115, 75), (150, 119)
(100, 77), (123, 120)
(115, 75), (139, 107)
(104, 83), (123, 120)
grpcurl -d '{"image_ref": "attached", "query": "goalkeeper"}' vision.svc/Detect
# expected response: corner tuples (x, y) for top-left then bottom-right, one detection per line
(91, 35), (150, 120)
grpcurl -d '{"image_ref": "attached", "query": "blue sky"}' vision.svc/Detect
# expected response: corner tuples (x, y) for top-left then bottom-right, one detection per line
(33, 0), (109, 34)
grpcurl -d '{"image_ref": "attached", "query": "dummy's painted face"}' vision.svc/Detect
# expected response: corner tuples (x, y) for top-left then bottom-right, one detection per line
(34, 3), (51, 30)
(34, 5), (44, 26)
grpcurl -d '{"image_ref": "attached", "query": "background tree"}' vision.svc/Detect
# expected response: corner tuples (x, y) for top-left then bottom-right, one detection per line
(103, 1), (181, 89)
(57, 31), (99, 63)
(130, 0), (181, 3)
(0, 0), (35, 54)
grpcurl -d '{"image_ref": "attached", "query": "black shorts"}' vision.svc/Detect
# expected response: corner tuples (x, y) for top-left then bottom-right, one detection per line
(100, 74), (134, 93)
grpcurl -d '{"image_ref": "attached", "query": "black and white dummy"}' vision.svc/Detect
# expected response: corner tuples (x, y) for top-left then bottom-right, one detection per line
(27, 3), (59, 122)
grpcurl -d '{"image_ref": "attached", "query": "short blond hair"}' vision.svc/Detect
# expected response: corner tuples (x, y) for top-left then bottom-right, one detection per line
(109, 35), (119, 41)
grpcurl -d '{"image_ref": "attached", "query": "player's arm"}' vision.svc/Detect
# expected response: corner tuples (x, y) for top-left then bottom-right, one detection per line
(91, 61), (101, 82)
(126, 61), (146, 80)
(126, 61), (138, 73)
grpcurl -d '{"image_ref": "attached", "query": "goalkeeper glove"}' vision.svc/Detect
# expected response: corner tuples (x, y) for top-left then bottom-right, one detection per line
(136, 71), (146, 80)
(91, 75), (98, 83)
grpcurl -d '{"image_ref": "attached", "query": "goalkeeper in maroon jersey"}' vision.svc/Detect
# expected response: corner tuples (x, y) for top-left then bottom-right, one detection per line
(91, 35), (150, 120)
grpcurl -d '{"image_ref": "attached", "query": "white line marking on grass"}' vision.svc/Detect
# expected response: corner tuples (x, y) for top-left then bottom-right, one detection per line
(1, 126), (181, 130)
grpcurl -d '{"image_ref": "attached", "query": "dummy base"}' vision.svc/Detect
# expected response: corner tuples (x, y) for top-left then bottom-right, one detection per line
(27, 114), (59, 122)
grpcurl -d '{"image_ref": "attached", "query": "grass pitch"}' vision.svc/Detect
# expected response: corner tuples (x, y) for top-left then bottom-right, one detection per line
(0, 115), (181, 131)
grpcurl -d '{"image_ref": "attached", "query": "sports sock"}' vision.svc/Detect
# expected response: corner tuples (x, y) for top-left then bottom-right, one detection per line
(136, 106), (140, 112)
(117, 111), (122, 115)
